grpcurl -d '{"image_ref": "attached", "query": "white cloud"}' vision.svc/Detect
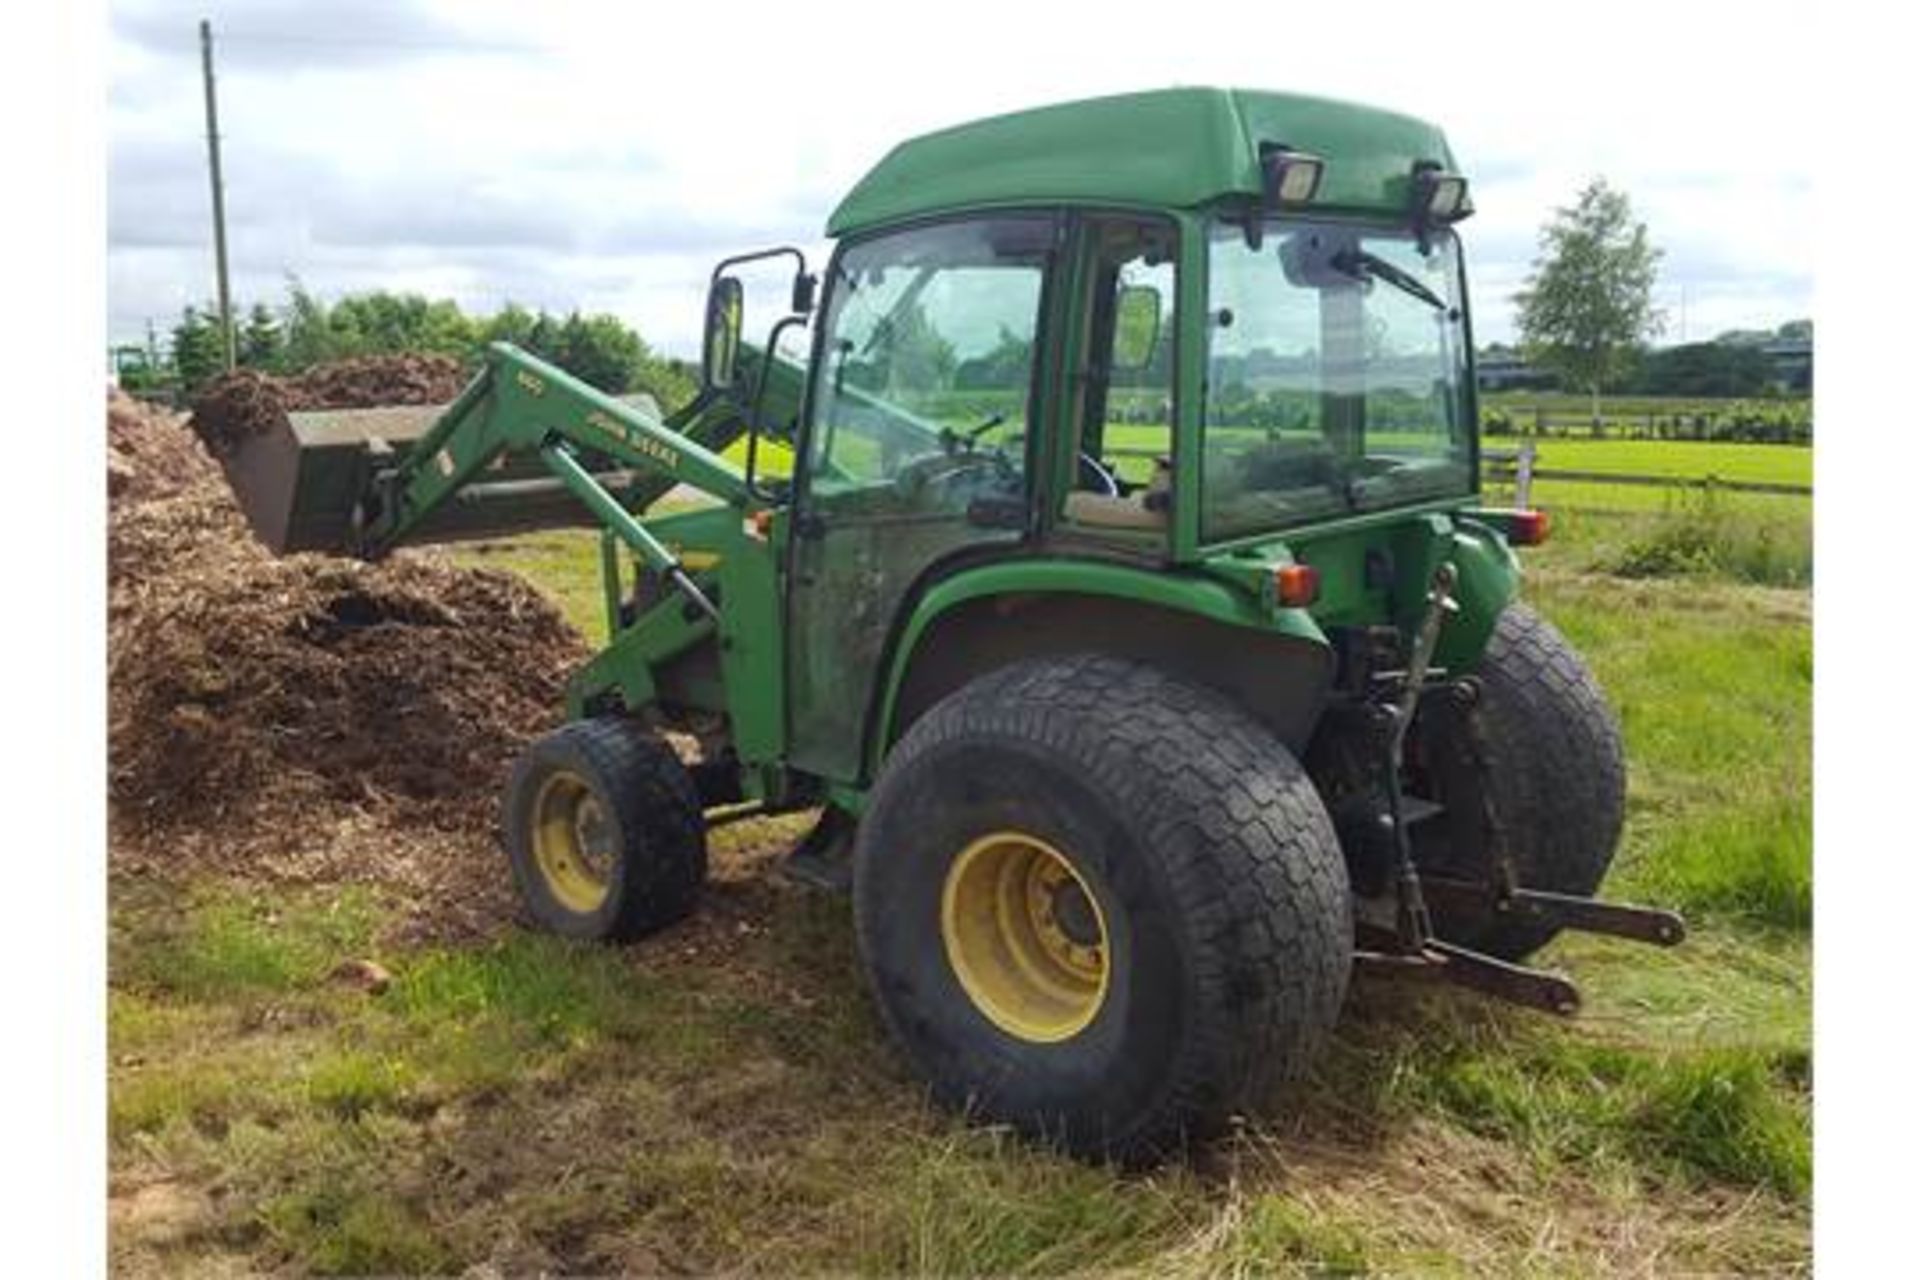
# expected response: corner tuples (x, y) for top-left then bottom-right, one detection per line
(107, 0), (1814, 355)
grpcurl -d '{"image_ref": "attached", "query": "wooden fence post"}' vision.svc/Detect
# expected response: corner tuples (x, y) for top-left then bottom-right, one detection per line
(1516, 441), (1537, 508)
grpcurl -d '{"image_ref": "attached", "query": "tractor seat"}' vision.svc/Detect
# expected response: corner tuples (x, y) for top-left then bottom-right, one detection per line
(1063, 491), (1169, 530)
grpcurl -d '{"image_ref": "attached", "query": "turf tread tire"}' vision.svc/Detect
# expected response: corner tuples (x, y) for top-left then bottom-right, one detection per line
(1425, 603), (1625, 959)
(503, 718), (706, 942)
(854, 654), (1351, 1162)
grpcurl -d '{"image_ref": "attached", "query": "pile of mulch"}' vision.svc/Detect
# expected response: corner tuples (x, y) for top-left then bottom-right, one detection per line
(107, 374), (589, 936)
(109, 392), (222, 504)
(186, 353), (468, 455)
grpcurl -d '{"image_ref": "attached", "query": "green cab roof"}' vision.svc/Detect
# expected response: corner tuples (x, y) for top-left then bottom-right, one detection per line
(827, 87), (1460, 238)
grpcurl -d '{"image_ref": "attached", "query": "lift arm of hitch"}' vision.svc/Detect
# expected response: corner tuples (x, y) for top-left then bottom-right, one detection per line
(1418, 877), (1686, 948)
(1355, 558), (1688, 1017)
(1380, 560), (1460, 946)
(1355, 943), (1584, 1017)
(1354, 879), (1688, 1018)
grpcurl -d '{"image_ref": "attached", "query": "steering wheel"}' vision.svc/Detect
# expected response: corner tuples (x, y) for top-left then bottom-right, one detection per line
(893, 443), (1017, 500)
(1077, 453), (1120, 496)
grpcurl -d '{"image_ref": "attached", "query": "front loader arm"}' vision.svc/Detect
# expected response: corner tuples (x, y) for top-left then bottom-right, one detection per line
(355, 342), (756, 562)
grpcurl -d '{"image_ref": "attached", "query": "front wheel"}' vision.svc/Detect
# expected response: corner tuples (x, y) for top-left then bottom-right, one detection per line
(502, 719), (706, 941)
(854, 655), (1352, 1162)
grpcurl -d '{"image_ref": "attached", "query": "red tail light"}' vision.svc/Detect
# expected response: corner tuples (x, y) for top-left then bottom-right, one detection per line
(1275, 563), (1320, 607)
(1509, 509), (1551, 547)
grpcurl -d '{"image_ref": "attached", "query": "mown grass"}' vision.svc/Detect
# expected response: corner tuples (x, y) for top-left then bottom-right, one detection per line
(1372, 1013), (1809, 1195)
(1492, 436), (1811, 488)
(1524, 570), (1811, 936)
(110, 879), (383, 1001)
(109, 872), (1810, 1275)
(118, 462), (1811, 1274)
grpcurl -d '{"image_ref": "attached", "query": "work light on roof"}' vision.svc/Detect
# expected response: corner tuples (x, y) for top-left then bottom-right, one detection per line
(1260, 145), (1325, 208)
(1412, 161), (1472, 223)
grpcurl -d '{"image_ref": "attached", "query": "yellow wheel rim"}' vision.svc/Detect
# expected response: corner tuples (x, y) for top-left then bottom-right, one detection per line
(939, 831), (1110, 1043)
(530, 770), (614, 914)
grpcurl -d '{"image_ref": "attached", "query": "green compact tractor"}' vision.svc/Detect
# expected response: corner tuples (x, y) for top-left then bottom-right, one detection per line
(219, 88), (1682, 1161)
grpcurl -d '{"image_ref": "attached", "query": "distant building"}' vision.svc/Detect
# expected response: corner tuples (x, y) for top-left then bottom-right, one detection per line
(1760, 338), (1812, 392)
(1476, 348), (1555, 392)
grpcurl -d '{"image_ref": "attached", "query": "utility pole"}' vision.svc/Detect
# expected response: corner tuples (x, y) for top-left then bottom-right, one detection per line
(199, 18), (236, 371)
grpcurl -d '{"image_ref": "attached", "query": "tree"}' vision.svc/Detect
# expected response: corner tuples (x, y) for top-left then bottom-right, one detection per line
(953, 325), (1033, 389)
(281, 278), (345, 369)
(628, 342), (697, 411)
(1514, 178), (1664, 425)
(557, 312), (643, 394)
(325, 291), (475, 358)
(481, 302), (539, 349)
(170, 306), (226, 393)
(144, 282), (700, 412)
(239, 304), (284, 371)
(877, 302), (956, 391)
(1634, 341), (1772, 397)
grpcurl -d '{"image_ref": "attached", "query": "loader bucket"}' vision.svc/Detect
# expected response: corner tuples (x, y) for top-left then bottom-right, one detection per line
(209, 394), (661, 556)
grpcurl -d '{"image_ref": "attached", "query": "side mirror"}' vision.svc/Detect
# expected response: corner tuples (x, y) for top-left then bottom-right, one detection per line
(1112, 284), (1163, 371)
(703, 276), (744, 391)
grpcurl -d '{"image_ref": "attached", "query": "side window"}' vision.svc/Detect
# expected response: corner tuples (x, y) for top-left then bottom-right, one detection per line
(1065, 217), (1176, 531)
(1095, 252), (1175, 489)
(807, 218), (1052, 510)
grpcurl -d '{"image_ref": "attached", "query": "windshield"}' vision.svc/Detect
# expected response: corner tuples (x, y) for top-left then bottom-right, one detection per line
(1202, 218), (1474, 543)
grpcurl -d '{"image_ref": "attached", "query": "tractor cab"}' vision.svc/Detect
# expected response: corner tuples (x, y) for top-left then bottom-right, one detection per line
(710, 87), (1478, 554)
(700, 88), (1492, 780)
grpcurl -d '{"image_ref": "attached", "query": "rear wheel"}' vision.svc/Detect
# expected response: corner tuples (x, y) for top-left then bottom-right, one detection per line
(1411, 603), (1625, 959)
(503, 719), (706, 941)
(854, 655), (1351, 1162)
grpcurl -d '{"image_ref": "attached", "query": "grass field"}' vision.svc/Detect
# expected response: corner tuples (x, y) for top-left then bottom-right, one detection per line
(109, 445), (1813, 1274)
(1496, 438), (1811, 488)
(1479, 434), (1813, 588)
(721, 406), (1813, 491)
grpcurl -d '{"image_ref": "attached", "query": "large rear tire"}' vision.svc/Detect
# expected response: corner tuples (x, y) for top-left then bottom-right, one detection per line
(1412, 603), (1625, 960)
(854, 655), (1351, 1162)
(503, 719), (706, 941)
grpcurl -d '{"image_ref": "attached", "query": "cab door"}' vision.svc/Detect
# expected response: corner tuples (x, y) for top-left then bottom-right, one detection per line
(784, 215), (1060, 782)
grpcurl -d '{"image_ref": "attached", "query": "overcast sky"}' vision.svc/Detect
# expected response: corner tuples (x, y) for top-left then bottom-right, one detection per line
(107, 0), (1815, 358)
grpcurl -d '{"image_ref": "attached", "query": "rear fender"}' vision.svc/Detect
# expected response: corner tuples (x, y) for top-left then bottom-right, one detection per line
(871, 560), (1332, 777)
(1429, 517), (1521, 671)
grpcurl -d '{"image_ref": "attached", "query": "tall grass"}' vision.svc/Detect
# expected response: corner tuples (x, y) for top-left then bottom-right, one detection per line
(1609, 484), (1812, 587)
(1622, 795), (1812, 930)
